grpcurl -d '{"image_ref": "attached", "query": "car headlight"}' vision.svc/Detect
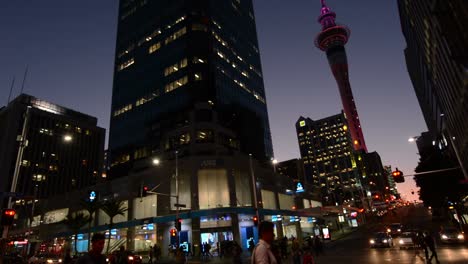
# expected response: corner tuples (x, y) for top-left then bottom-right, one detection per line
(397, 229), (401, 232)
(106, 258), (109, 262)
(399, 240), (404, 244)
(458, 234), (464, 240)
(47, 260), (53, 263)
(59, 259), (62, 263)
(387, 229), (391, 233)
(441, 235), (448, 239)
(383, 239), (388, 243)
(370, 239), (375, 244)
(128, 256), (134, 260)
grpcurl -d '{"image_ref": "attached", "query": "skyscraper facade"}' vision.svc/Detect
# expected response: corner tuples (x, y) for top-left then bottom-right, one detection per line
(315, 0), (367, 152)
(108, 0), (273, 177)
(0, 94), (105, 200)
(296, 113), (363, 206)
(398, 0), (468, 178)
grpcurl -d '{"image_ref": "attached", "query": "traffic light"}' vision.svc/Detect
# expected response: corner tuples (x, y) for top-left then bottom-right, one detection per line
(175, 218), (182, 231)
(392, 168), (405, 183)
(1, 209), (16, 226)
(253, 216), (259, 227)
(170, 228), (177, 237)
(140, 185), (149, 197)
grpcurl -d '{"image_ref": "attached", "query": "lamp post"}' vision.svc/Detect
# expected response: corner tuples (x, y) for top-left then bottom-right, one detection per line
(149, 151), (181, 247)
(271, 159), (278, 173)
(2, 107), (30, 240)
(249, 154), (260, 221)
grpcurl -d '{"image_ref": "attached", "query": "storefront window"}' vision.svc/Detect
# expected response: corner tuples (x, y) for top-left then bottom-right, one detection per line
(261, 190), (276, 209)
(198, 169), (229, 209)
(133, 195), (157, 219)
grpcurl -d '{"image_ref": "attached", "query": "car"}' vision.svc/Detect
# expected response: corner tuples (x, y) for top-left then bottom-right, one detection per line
(28, 253), (63, 263)
(440, 227), (465, 244)
(369, 232), (393, 248)
(106, 250), (142, 264)
(4, 253), (26, 264)
(386, 223), (403, 237)
(398, 232), (419, 249)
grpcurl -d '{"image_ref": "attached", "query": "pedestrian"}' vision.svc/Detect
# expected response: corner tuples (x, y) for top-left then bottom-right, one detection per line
(115, 246), (128, 264)
(232, 241), (243, 264)
(248, 238), (255, 256)
(153, 243), (161, 261)
(76, 233), (106, 264)
(313, 235), (323, 257)
(63, 248), (72, 264)
(302, 247), (315, 264)
(148, 246), (153, 264)
(424, 232), (440, 263)
(291, 238), (301, 264)
(416, 231), (428, 260)
(251, 221), (277, 264)
(280, 237), (288, 260)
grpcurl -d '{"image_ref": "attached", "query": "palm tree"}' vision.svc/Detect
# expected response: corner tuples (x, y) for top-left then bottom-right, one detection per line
(62, 212), (89, 254)
(80, 199), (101, 250)
(101, 199), (128, 253)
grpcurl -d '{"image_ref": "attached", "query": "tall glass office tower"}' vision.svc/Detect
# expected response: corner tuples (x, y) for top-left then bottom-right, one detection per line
(108, 0), (273, 177)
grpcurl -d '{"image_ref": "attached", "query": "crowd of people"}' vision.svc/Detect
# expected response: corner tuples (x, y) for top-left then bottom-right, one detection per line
(251, 221), (325, 264)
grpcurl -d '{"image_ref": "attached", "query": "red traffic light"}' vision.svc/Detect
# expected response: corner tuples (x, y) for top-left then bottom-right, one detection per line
(2, 209), (16, 226)
(4, 209), (16, 217)
(253, 216), (259, 226)
(170, 228), (177, 237)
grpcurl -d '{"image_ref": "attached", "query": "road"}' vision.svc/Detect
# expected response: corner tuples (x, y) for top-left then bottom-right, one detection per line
(316, 204), (468, 264)
(153, 205), (468, 263)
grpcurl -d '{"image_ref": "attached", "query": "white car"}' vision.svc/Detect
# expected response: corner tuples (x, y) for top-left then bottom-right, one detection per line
(398, 232), (419, 249)
(29, 254), (63, 264)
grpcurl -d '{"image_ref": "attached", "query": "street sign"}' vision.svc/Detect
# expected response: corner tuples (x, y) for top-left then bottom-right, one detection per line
(174, 203), (186, 208)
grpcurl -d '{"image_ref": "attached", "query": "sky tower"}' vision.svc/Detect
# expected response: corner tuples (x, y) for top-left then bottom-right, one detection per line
(315, 0), (368, 152)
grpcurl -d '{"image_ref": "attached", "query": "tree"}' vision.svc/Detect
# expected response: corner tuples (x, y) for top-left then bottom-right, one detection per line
(414, 146), (465, 217)
(62, 212), (89, 254)
(80, 198), (101, 250)
(101, 199), (128, 253)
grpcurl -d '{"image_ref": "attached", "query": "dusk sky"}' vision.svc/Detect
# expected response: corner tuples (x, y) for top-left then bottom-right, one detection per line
(0, 1), (426, 201)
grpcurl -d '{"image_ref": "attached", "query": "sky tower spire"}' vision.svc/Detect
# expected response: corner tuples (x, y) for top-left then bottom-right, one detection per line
(315, 0), (368, 152)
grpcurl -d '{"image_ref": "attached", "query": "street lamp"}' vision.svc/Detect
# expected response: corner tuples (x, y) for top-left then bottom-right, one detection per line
(271, 158), (278, 173)
(249, 154), (260, 221)
(63, 134), (73, 142)
(152, 158), (160, 165)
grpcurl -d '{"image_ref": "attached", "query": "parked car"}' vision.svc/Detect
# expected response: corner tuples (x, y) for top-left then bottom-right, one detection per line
(369, 232), (393, 248)
(28, 253), (63, 263)
(398, 232), (419, 249)
(440, 227), (465, 244)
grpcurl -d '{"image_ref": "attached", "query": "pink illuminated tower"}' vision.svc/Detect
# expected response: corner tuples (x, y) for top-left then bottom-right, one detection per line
(315, 0), (367, 152)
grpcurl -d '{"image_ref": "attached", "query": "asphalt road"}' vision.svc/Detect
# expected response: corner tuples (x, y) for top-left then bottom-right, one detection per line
(316, 204), (468, 264)
(153, 205), (468, 263)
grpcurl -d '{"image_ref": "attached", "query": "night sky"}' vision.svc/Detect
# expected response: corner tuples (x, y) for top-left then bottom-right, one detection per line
(0, 1), (426, 201)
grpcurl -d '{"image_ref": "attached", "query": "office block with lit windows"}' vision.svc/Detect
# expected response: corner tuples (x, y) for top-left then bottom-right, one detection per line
(109, 0), (273, 178)
(296, 112), (364, 206)
(0, 94), (105, 201)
